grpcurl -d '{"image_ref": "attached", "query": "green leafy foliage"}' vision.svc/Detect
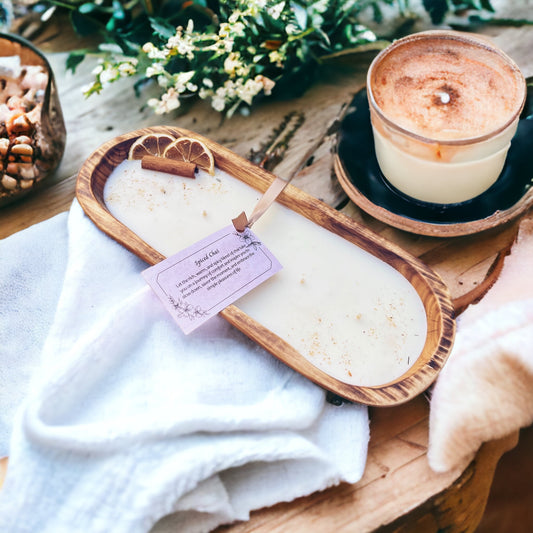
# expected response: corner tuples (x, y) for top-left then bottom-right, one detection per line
(40, 0), (497, 115)
(422, 0), (448, 24)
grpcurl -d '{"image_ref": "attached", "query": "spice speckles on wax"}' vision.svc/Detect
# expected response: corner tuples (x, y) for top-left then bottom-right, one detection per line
(104, 160), (428, 386)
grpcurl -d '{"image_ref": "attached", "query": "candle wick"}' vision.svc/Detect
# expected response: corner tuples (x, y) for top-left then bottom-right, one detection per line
(438, 91), (450, 104)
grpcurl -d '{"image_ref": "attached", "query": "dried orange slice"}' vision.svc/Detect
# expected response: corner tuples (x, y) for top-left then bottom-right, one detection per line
(128, 133), (175, 160)
(163, 137), (215, 176)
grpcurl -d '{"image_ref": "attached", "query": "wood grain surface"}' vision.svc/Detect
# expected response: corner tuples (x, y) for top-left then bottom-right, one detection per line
(1, 18), (532, 533)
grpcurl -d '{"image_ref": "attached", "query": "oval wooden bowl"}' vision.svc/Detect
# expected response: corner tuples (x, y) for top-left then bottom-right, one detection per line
(76, 126), (456, 406)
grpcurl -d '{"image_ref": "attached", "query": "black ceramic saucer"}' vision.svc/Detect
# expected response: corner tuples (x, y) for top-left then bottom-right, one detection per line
(335, 84), (533, 237)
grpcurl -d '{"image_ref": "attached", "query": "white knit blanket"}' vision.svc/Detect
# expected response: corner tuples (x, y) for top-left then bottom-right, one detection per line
(428, 217), (533, 472)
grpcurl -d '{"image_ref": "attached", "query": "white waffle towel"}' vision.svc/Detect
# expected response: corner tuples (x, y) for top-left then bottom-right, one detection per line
(0, 200), (369, 533)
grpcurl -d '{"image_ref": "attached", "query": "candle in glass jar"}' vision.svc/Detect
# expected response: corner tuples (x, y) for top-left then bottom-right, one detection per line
(367, 30), (526, 204)
(104, 160), (428, 387)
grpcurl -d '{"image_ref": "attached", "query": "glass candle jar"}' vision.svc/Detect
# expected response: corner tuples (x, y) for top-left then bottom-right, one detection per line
(366, 30), (526, 205)
(0, 33), (66, 207)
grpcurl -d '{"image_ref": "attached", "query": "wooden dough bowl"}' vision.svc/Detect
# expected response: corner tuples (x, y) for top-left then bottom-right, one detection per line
(76, 126), (456, 406)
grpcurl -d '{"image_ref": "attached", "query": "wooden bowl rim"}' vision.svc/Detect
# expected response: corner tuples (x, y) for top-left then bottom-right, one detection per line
(76, 126), (456, 406)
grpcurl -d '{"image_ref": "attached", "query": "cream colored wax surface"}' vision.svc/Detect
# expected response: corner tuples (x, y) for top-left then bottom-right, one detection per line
(104, 160), (427, 386)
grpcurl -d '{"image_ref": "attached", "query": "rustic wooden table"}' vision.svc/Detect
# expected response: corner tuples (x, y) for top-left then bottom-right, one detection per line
(1, 18), (532, 533)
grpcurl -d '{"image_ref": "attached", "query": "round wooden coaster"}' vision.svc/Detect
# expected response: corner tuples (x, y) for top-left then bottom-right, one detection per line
(335, 86), (533, 237)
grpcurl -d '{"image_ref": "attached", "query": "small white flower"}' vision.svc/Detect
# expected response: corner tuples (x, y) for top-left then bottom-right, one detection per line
(173, 70), (196, 93)
(157, 75), (169, 88)
(255, 75), (275, 95)
(231, 22), (246, 36)
(224, 52), (242, 77)
(181, 41), (195, 58)
(81, 82), (95, 94)
(219, 22), (231, 38)
(223, 37), (235, 53)
(311, 0), (329, 13)
(149, 88), (181, 115)
(143, 42), (155, 53)
(146, 63), (165, 78)
(248, 0), (268, 15)
(99, 67), (119, 84)
(267, 2), (285, 20)
(198, 87), (212, 99)
(228, 11), (241, 24)
(162, 88), (181, 110)
(211, 94), (226, 112)
(358, 29), (377, 42)
(236, 77), (263, 105)
(268, 50), (284, 67)
(179, 70), (195, 84)
(118, 61), (137, 76)
(143, 42), (168, 60)
(285, 23), (299, 36)
(167, 29), (196, 59)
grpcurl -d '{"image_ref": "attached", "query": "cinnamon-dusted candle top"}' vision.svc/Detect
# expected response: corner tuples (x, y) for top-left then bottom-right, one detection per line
(368, 31), (526, 141)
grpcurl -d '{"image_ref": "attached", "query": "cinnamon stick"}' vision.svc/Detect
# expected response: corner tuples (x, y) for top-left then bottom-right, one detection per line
(141, 155), (196, 178)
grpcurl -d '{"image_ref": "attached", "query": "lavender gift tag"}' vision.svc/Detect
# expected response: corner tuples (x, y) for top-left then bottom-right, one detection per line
(143, 226), (282, 334)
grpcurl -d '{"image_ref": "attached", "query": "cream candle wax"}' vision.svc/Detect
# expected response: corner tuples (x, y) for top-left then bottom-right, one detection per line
(367, 30), (526, 204)
(104, 161), (427, 387)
